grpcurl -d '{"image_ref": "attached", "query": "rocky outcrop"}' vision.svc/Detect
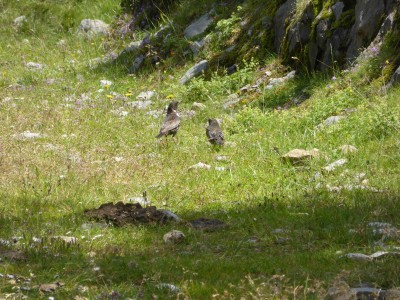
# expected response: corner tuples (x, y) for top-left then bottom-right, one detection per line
(275, 0), (400, 70)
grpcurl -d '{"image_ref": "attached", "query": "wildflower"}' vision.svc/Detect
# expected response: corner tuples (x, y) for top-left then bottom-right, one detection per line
(331, 76), (337, 81)
(125, 93), (133, 97)
(106, 94), (113, 99)
(166, 94), (174, 99)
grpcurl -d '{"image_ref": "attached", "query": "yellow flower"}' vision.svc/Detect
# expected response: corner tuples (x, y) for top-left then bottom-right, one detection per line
(166, 94), (174, 99)
(106, 94), (113, 99)
(125, 93), (133, 97)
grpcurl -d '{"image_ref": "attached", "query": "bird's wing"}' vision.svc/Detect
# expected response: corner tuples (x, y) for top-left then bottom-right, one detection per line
(160, 114), (180, 133)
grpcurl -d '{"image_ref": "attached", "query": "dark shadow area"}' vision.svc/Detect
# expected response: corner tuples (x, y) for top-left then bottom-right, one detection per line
(2, 189), (400, 298)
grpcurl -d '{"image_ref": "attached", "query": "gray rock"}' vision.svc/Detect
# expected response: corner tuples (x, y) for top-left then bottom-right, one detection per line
(189, 39), (206, 55)
(262, 16), (272, 29)
(347, 0), (385, 60)
(13, 16), (27, 28)
(77, 19), (110, 36)
(215, 155), (228, 162)
(281, 148), (320, 165)
(136, 91), (156, 100)
(387, 65), (400, 89)
(287, 4), (313, 54)
(128, 55), (145, 74)
(188, 162), (211, 171)
(223, 93), (241, 109)
(121, 41), (141, 55)
(191, 102), (206, 110)
(323, 159), (348, 173)
(156, 283), (180, 292)
(13, 131), (44, 140)
(318, 115), (345, 128)
(274, 0), (296, 51)
(316, 19), (330, 49)
(184, 11), (214, 39)
(163, 230), (185, 244)
(127, 100), (152, 110)
(159, 210), (181, 222)
(100, 79), (112, 87)
(180, 60), (208, 84)
(331, 2), (344, 20)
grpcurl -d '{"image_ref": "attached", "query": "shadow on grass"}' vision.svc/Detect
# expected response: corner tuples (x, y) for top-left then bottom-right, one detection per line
(1, 189), (399, 298)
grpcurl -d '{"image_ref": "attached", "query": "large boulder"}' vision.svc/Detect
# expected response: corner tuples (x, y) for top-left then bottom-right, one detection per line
(274, 0), (296, 52)
(346, 0), (385, 59)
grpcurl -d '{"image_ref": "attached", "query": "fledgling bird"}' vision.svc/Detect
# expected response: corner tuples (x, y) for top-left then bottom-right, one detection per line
(206, 118), (224, 145)
(156, 101), (180, 138)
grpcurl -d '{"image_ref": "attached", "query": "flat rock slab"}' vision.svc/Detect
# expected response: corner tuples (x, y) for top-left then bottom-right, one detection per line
(188, 218), (227, 231)
(180, 60), (208, 84)
(84, 202), (178, 226)
(281, 148), (319, 164)
(184, 11), (214, 39)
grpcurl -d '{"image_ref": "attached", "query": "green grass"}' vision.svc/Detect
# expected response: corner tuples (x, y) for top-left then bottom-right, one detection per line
(1, 0), (400, 299)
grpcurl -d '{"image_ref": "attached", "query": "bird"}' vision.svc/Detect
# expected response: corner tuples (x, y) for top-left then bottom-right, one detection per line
(206, 118), (224, 145)
(156, 101), (180, 138)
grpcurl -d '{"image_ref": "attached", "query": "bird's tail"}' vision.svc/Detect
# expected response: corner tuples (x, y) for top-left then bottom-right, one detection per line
(155, 132), (164, 138)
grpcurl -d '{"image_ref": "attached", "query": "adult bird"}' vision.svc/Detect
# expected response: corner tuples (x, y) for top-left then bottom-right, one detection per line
(206, 118), (224, 145)
(156, 101), (180, 138)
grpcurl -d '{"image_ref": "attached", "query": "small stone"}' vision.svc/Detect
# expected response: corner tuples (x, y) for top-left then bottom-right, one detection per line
(281, 148), (319, 165)
(188, 162), (211, 171)
(136, 91), (156, 100)
(156, 283), (180, 293)
(214, 166), (225, 171)
(339, 144), (358, 154)
(323, 159), (348, 173)
(215, 155), (228, 162)
(159, 210), (181, 222)
(163, 230), (185, 244)
(190, 39), (206, 54)
(100, 80), (112, 87)
(26, 62), (45, 69)
(13, 16), (27, 27)
(317, 116), (345, 128)
(223, 94), (241, 109)
(52, 236), (78, 244)
(127, 100), (152, 110)
(191, 102), (206, 110)
(77, 19), (110, 36)
(345, 253), (373, 261)
(39, 282), (64, 293)
(14, 131), (44, 140)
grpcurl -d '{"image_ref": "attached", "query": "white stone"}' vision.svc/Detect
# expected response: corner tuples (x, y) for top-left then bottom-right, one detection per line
(163, 230), (185, 244)
(323, 159), (348, 173)
(100, 80), (112, 87)
(136, 91), (156, 100)
(188, 162), (211, 170)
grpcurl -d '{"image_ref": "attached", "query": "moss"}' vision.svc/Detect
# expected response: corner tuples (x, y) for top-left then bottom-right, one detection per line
(331, 9), (355, 30)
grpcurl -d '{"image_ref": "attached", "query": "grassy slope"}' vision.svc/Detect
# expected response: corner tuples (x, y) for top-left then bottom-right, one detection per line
(0, 0), (399, 299)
